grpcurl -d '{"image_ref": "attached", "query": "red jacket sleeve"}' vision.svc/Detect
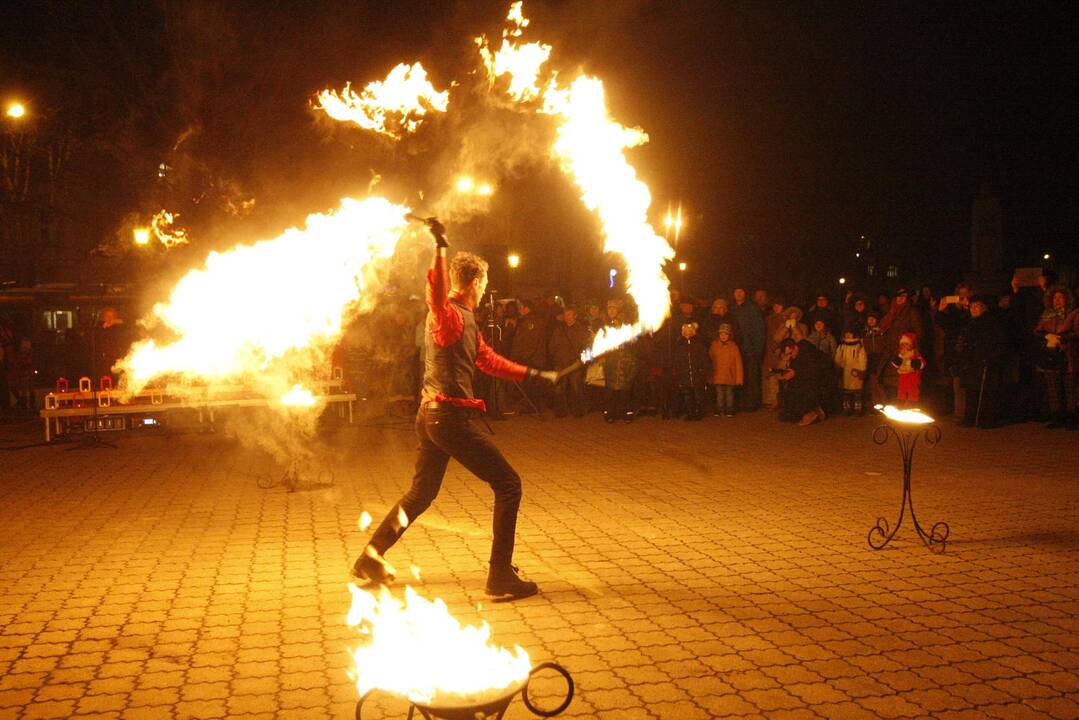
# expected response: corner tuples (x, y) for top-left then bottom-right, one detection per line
(476, 333), (528, 382)
(426, 253), (463, 347)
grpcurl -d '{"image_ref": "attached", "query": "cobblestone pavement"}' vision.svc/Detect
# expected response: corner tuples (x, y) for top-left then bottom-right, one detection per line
(1, 410), (1078, 720)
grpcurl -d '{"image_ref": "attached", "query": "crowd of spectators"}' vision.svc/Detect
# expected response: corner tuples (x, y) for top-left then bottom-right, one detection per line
(3, 268), (1076, 436)
(346, 268), (1078, 432)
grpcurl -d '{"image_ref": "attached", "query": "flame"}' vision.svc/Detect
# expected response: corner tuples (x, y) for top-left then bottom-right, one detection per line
(280, 383), (316, 407)
(875, 404), (935, 424)
(478, 4), (674, 361)
(151, 210), (189, 247)
(117, 197), (411, 400)
(348, 585), (531, 706)
(316, 62), (449, 139)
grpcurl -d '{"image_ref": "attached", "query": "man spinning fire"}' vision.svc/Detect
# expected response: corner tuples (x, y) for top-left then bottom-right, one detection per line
(352, 217), (558, 601)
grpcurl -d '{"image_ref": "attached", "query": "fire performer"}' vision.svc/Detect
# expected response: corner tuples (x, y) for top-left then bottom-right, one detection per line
(353, 217), (558, 600)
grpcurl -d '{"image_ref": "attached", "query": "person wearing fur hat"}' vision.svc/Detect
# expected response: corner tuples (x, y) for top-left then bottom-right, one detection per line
(709, 323), (743, 417)
(890, 332), (925, 403)
(765, 305), (808, 408)
(1034, 287), (1078, 429)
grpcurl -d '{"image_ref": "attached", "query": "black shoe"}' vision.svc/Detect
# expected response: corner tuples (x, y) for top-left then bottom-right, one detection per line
(486, 565), (538, 601)
(351, 550), (395, 586)
(725, 412), (735, 418)
(605, 416), (616, 424)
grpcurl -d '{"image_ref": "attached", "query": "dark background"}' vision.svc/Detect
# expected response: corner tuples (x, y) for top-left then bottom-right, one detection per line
(2, 0), (1077, 303)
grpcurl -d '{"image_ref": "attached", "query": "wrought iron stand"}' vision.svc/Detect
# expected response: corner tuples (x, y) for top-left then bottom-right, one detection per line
(356, 661), (574, 720)
(867, 421), (950, 553)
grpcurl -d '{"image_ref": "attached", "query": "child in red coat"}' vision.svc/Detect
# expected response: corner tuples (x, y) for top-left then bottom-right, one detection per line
(891, 331), (924, 403)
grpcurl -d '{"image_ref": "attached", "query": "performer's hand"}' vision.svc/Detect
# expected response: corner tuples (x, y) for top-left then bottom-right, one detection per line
(427, 218), (448, 248)
(410, 214), (448, 247)
(537, 370), (559, 384)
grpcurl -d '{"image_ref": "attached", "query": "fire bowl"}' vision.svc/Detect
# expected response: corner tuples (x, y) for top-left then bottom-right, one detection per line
(356, 661), (574, 720)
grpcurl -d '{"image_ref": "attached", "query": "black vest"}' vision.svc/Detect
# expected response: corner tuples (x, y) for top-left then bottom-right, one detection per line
(423, 299), (478, 399)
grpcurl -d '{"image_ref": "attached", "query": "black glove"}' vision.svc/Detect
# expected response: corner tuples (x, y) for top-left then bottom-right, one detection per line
(426, 217), (448, 248)
(407, 214), (448, 247)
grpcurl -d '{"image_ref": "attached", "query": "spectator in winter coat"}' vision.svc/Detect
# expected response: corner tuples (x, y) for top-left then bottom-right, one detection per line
(807, 318), (838, 359)
(835, 330), (868, 415)
(707, 298), (739, 345)
(936, 286), (972, 420)
(1034, 287), (1077, 429)
(805, 293), (839, 339)
(602, 302), (638, 423)
(774, 306), (809, 345)
(890, 331), (925, 404)
(548, 306), (592, 418)
(862, 311), (887, 405)
(762, 300), (789, 408)
(508, 300), (549, 413)
(731, 287), (766, 410)
(778, 339), (834, 426)
(582, 301), (604, 334)
(878, 288), (924, 399)
(709, 323), (743, 417)
(753, 289), (770, 315)
(957, 296), (1006, 428)
(767, 305), (808, 408)
(509, 300), (548, 368)
(674, 322), (710, 420)
(842, 295), (870, 337)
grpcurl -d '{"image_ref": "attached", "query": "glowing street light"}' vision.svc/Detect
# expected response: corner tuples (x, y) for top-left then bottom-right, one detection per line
(455, 176), (475, 193)
(133, 227), (151, 246)
(662, 203), (685, 247)
(677, 261), (687, 272)
(477, 182), (494, 197)
(839, 277), (847, 285)
(1043, 253), (1051, 261)
(6, 102), (26, 119)
(507, 253), (520, 269)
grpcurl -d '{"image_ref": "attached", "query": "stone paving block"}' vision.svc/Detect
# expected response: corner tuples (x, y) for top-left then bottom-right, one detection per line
(2, 416), (1079, 719)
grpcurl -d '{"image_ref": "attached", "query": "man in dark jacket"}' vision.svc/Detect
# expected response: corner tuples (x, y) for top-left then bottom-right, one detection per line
(778, 339), (835, 425)
(935, 287), (972, 420)
(547, 306), (591, 417)
(956, 295), (1006, 428)
(508, 299), (548, 412)
(731, 287), (766, 410)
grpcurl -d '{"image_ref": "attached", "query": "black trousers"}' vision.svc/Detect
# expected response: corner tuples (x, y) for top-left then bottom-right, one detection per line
(962, 362), (1002, 426)
(553, 368), (586, 417)
(368, 405), (522, 569)
(740, 351), (762, 409)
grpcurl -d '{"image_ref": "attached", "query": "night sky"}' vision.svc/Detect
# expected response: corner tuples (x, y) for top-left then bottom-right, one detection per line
(3, 0), (1076, 298)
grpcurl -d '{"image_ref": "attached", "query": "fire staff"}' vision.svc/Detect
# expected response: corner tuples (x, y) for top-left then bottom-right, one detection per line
(352, 218), (557, 601)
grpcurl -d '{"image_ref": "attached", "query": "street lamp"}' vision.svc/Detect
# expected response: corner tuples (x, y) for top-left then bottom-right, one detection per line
(133, 227), (151, 246)
(678, 261), (687, 272)
(5, 102), (26, 120)
(507, 253), (520, 269)
(1043, 253), (1051, 261)
(838, 277), (847, 285)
